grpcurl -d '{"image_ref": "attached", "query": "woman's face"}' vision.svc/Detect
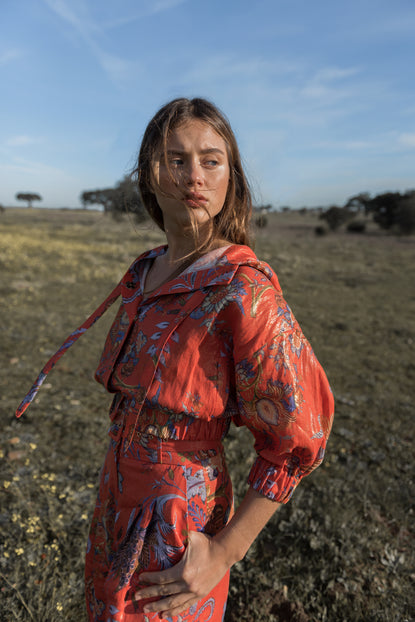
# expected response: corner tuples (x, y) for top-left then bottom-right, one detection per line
(151, 119), (230, 227)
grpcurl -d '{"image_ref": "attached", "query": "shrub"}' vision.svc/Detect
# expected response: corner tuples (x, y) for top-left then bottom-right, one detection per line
(255, 215), (268, 228)
(347, 220), (366, 234)
(396, 198), (415, 234)
(320, 206), (353, 231)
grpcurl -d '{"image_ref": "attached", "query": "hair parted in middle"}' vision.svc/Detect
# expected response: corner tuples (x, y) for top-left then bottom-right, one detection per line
(134, 97), (253, 250)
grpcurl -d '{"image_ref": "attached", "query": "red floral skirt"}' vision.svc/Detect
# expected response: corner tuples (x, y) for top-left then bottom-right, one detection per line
(85, 436), (233, 621)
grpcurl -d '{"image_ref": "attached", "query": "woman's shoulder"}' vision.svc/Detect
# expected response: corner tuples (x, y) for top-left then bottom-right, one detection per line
(222, 245), (282, 293)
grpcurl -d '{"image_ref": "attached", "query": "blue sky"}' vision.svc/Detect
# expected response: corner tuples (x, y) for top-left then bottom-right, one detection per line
(1, 0), (414, 209)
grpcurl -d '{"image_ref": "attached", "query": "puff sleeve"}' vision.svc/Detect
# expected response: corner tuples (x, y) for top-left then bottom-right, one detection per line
(224, 266), (334, 504)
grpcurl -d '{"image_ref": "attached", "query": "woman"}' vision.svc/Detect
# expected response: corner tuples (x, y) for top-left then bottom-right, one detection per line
(17, 98), (334, 621)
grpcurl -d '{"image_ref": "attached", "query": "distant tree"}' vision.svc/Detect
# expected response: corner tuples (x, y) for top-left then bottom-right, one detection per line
(111, 176), (146, 221)
(80, 188), (115, 212)
(255, 215), (268, 228)
(15, 192), (42, 208)
(0, 203), (5, 213)
(365, 192), (403, 230)
(80, 176), (146, 221)
(395, 191), (415, 234)
(344, 192), (371, 214)
(253, 203), (272, 228)
(319, 206), (353, 231)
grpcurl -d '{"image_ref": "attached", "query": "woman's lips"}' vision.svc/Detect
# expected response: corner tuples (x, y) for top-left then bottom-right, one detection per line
(184, 193), (207, 207)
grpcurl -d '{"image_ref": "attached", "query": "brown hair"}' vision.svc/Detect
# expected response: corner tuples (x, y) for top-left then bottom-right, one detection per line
(134, 97), (252, 249)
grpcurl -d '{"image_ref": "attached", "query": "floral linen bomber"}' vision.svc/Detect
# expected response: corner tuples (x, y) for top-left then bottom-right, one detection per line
(95, 243), (334, 503)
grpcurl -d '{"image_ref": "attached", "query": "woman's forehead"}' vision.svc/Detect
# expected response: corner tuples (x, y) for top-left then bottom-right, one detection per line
(165, 120), (227, 149)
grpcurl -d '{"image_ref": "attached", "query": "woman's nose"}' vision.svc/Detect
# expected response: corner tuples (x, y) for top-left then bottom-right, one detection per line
(184, 160), (203, 185)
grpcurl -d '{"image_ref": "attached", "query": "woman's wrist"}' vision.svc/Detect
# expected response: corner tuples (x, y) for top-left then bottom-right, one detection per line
(211, 486), (282, 568)
(211, 525), (249, 568)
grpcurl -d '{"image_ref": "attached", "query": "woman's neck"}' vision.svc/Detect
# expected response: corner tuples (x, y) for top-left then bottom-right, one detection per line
(162, 220), (228, 264)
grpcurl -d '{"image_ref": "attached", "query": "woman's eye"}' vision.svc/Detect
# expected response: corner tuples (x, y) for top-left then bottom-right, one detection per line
(205, 160), (218, 167)
(170, 158), (183, 166)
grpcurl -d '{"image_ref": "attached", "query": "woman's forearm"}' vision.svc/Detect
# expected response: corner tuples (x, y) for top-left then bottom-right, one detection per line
(213, 486), (281, 567)
(134, 487), (281, 616)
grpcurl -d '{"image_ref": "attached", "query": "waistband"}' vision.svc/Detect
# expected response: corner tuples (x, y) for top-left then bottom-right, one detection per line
(121, 435), (224, 465)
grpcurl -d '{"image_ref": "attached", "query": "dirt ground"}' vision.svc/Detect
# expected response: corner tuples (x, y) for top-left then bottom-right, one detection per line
(0, 208), (414, 621)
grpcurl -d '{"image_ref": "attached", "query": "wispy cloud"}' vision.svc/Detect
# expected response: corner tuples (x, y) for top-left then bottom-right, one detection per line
(316, 139), (376, 151)
(101, 0), (188, 29)
(300, 65), (362, 105)
(42, 0), (141, 85)
(313, 131), (415, 155)
(0, 156), (68, 177)
(179, 54), (364, 130)
(181, 53), (303, 86)
(366, 13), (415, 38)
(181, 53), (361, 102)
(5, 135), (40, 147)
(312, 67), (361, 82)
(398, 133), (415, 148)
(0, 48), (23, 66)
(151, 0), (187, 13)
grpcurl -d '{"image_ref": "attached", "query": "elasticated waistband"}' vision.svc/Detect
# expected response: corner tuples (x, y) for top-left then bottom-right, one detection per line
(121, 435), (224, 465)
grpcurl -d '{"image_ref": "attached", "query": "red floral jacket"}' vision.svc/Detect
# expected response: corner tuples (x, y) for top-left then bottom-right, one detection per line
(94, 244), (334, 504)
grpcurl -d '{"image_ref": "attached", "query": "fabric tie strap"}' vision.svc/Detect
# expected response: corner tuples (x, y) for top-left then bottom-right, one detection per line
(15, 281), (122, 418)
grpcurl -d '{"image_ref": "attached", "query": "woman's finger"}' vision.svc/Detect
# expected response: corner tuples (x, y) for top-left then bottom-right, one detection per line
(139, 557), (185, 585)
(143, 594), (195, 616)
(134, 580), (184, 601)
(160, 596), (199, 618)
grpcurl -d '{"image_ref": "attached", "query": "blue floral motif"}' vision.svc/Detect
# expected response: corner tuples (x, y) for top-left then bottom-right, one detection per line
(235, 358), (256, 385)
(187, 500), (206, 531)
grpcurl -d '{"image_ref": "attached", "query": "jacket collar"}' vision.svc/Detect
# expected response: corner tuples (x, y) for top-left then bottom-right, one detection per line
(121, 244), (281, 304)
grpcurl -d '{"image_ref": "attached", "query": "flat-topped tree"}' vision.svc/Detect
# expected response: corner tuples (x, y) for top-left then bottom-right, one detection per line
(16, 192), (42, 208)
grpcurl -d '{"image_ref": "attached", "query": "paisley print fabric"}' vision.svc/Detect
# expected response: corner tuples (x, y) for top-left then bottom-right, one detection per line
(16, 243), (334, 622)
(85, 437), (232, 621)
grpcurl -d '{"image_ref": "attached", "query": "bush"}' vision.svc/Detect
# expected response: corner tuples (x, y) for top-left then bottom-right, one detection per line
(347, 220), (366, 234)
(320, 206), (353, 231)
(314, 225), (328, 236)
(396, 198), (415, 234)
(255, 215), (268, 228)
(365, 190), (415, 233)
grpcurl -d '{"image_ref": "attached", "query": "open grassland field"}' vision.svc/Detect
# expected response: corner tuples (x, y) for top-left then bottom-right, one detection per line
(0, 208), (414, 622)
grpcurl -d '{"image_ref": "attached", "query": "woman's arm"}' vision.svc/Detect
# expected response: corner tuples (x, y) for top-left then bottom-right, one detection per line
(134, 487), (280, 618)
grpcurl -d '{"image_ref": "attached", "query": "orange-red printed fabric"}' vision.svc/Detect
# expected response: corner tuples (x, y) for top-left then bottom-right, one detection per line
(85, 437), (232, 621)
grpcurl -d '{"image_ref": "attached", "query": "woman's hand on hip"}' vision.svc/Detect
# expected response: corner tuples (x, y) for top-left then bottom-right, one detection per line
(134, 530), (230, 618)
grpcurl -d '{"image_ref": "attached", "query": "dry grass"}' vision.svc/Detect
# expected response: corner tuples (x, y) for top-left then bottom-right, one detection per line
(1, 208), (414, 621)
